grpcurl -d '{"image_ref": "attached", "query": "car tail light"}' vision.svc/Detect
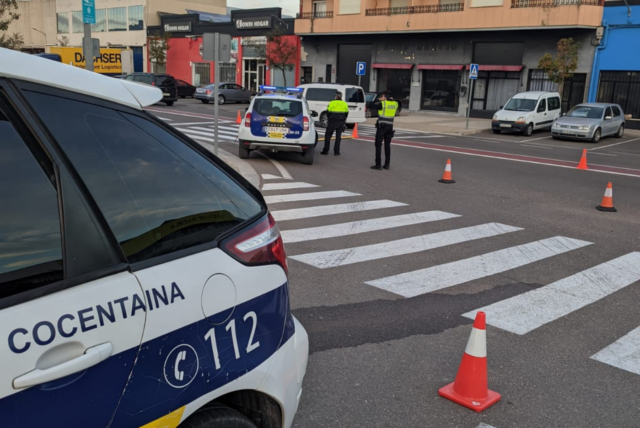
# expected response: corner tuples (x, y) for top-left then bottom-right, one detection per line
(245, 112), (252, 128)
(206, 90), (212, 95)
(303, 117), (310, 131)
(222, 214), (288, 276)
(151, 81), (156, 86)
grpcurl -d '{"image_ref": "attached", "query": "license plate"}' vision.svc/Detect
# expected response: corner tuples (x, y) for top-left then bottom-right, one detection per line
(561, 129), (573, 134)
(163, 93), (170, 96)
(266, 127), (288, 134)
(196, 89), (205, 93)
(500, 124), (511, 128)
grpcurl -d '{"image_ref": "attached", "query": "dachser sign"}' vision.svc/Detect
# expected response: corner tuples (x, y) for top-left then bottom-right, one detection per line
(49, 47), (123, 74)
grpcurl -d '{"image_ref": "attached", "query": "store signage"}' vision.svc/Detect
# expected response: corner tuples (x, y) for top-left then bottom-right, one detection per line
(235, 17), (271, 30)
(49, 47), (122, 74)
(164, 23), (192, 33)
(241, 36), (267, 45)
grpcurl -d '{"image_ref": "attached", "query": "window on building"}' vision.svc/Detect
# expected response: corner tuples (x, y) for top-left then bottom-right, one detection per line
(390, 0), (409, 7)
(339, 0), (361, 15)
(422, 70), (461, 112)
(128, 6), (144, 30)
(377, 69), (411, 108)
(91, 9), (106, 32)
(313, 1), (327, 16)
(57, 12), (69, 34)
(108, 7), (127, 31)
(71, 11), (83, 33)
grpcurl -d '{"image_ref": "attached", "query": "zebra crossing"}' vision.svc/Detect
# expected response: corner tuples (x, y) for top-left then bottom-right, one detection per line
(262, 173), (640, 377)
(170, 120), (444, 144)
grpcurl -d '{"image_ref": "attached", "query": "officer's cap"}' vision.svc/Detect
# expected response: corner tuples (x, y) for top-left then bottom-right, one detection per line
(335, 91), (343, 97)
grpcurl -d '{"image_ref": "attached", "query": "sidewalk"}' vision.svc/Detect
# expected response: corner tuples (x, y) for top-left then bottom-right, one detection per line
(365, 111), (491, 136)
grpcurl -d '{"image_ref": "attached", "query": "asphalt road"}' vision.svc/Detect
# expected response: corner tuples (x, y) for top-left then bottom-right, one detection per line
(148, 100), (640, 428)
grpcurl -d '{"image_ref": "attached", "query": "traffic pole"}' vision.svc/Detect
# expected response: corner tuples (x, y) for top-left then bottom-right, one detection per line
(465, 78), (473, 130)
(213, 32), (219, 156)
(83, 24), (94, 72)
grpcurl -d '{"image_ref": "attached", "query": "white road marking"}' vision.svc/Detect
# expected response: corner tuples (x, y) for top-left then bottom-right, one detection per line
(184, 135), (234, 144)
(256, 152), (293, 180)
(589, 151), (618, 157)
(522, 136), (553, 141)
(262, 182), (320, 191)
(475, 424), (498, 428)
(589, 137), (640, 151)
(522, 144), (553, 149)
(464, 252), (640, 335)
(280, 211), (460, 243)
(290, 223), (522, 269)
(591, 326), (640, 375)
(157, 117), (172, 121)
(474, 139), (502, 144)
(365, 236), (592, 298)
(190, 125), (240, 134)
(272, 200), (407, 222)
(170, 121), (220, 126)
(389, 135), (445, 139)
(181, 128), (238, 138)
(265, 190), (360, 204)
(261, 174), (283, 180)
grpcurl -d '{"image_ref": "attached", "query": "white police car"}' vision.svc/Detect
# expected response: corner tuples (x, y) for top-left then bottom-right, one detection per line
(0, 48), (308, 428)
(237, 86), (319, 165)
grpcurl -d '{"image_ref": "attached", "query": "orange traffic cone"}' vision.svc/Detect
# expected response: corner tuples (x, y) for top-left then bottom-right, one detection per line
(439, 159), (456, 184)
(439, 312), (501, 412)
(352, 123), (359, 138)
(596, 182), (617, 212)
(577, 149), (589, 170)
(236, 110), (242, 124)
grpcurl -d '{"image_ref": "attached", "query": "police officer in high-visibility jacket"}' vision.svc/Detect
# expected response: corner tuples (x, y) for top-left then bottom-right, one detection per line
(371, 92), (399, 170)
(321, 91), (349, 156)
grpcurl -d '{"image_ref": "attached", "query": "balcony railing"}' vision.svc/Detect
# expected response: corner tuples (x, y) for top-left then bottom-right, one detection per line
(296, 11), (334, 18)
(365, 3), (464, 16)
(511, 0), (600, 7)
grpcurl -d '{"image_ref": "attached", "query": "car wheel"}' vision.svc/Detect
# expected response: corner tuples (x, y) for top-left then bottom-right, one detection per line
(345, 124), (355, 130)
(218, 95), (225, 105)
(201, 100), (209, 104)
(365, 109), (372, 118)
(523, 123), (533, 137)
(552, 135), (559, 140)
(180, 96), (186, 99)
(319, 112), (328, 128)
(165, 101), (174, 106)
(492, 129), (501, 134)
(615, 124), (624, 138)
(238, 144), (250, 159)
(591, 128), (601, 143)
(301, 148), (315, 165)
(179, 404), (256, 428)
(315, 131), (319, 148)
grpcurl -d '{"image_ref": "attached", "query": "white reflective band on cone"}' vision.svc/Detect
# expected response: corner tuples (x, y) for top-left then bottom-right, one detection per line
(464, 327), (487, 358)
(605, 188), (613, 197)
(445, 164), (452, 171)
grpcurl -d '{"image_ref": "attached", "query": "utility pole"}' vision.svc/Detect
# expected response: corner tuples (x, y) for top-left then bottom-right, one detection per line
(82, 0), (96, 71)
(213, 32), (220, 156)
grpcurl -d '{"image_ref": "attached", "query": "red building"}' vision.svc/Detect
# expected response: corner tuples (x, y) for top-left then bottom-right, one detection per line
(147, 8), (300, 91)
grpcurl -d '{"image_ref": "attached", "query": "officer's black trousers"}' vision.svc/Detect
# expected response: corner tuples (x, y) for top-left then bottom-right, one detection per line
(374, 123), (394, 167)
(323, 122), (344, 153)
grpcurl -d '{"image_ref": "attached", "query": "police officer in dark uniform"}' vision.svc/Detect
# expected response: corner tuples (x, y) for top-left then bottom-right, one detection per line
(321, 91), (349, 156)
(371, 91), (399, 170)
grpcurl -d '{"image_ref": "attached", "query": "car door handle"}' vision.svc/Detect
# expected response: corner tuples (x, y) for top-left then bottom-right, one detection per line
(13, 342), (113, 390)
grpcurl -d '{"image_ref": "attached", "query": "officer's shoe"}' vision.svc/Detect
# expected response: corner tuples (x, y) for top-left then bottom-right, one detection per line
(334, 152), (340, 156)
(320, 151), (329, 155)
(383, 165), (390, 170)
(370, 165), (383, 170)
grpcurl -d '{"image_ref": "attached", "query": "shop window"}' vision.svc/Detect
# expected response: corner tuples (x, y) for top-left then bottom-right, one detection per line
(422, 70), (461, 111)
(108, 7), (127, 31)
(57, 12), (69, 34)
(72, 11), (83, 33)
(91, 10), (106, 32)
(471, 71), (520, 113)
(128, 6), (144, 30)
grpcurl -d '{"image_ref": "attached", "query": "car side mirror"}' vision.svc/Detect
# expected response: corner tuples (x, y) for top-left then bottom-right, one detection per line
(499, 106), (503, 110)
(562, 113), (566, 116)
(311, 111), (319, 117)
(605, 116), (612, 120)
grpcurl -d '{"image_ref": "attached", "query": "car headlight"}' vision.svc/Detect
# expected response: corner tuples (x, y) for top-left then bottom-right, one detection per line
(515, 117), (526, 124)
(579, 125), (590, 130)
(492, 115), (498, 121)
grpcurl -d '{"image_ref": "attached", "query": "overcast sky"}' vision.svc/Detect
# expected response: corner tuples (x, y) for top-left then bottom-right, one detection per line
(228, 0), (299, 18)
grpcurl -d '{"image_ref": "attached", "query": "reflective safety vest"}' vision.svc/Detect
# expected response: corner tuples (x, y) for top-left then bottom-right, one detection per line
(378, 100), (399, 120)
(327, 99), (349, 113)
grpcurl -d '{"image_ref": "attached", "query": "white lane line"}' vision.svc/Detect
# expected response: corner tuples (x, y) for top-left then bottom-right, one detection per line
(474, 139), (502, 144)
(280, 211), (460, 243)
(157, 117), (173, 121)
(522, 136), (553, 142)
(262, 182), (319, 191)
(386, 135), (444, 139)
(262, 174), (282, 180)
(272, 200), (407, 222)
(365, 236), (592, 298)
(192, 125), (240, 133)
(256, 152), (293, 180)
(464, 252), (640, 335)
(290, 223), (522, 269)
(589, 137), (640, 151)
(591, 326), (640, 375)
(589, 151), (618, 157)
(184, 135), (235, 144)
(181, 128), (238, 138)
(522, 144), (553, 149)
(475, 424), (498, 428)
(265, 190), (360, 204)
(171, 121), (220, 126)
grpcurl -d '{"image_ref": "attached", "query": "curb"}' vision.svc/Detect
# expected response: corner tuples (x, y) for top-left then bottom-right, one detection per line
(198, 142), (262, 190)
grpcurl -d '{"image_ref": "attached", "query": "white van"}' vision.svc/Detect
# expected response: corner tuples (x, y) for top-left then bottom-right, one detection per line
(492, 91), (562, 136)
(298, 83), (366, 128)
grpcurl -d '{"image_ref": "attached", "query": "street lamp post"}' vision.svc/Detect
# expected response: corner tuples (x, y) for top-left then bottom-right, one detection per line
(31, 28), (47, 46)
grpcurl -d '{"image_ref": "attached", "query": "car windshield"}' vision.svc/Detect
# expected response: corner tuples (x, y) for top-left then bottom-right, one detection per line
(253, 99), (303, 117)
(155, 75), (174, 85)
(503, 98), (537, 112)
(366, 93), (376, 102)
(566, 106), (604, 119)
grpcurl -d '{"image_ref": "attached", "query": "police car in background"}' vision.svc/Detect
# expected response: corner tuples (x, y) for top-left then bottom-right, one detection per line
(0, 48), (308, 428)
(237, 86), (319, 165)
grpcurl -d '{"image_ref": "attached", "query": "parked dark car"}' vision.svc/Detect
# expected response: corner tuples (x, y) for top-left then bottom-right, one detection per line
(176, 79), (196, 98)
(123, 73), (178, 106)
(365, 92), (403, 118)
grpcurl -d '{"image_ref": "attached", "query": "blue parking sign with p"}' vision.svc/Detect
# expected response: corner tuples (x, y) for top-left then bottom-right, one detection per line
(469, 63), (479, 80)
(356, 62), (366, 76)
(83, 0), (96, 24)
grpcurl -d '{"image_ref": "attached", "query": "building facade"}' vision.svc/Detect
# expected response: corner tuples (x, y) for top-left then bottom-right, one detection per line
(588, 1), (640, 128)
(296, 0), (604, 117)
(148, 9), (301, 91)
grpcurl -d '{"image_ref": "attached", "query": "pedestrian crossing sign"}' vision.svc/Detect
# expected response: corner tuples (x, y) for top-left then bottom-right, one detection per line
(469, 63), (479, 80)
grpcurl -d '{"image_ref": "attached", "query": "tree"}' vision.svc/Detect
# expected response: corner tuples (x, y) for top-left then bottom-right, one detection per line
(252, 27), (298, 87)
(538, 38), (580, 98)
(148, 32), (172, 72)
(0, 0), (21, 49)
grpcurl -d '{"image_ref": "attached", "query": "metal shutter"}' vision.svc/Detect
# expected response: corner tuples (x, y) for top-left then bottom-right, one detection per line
(473, 43), (524, 65)
(337, 44), (372, 92)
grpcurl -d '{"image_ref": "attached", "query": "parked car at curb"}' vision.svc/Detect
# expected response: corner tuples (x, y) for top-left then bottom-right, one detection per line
(551, 103), (625, 143)
(123, 72), (178, 106)
(365, 92), (403, 118)
(298, 83), (367, 128)
(195, 82), (253, 104)
(176, 79), (196, 98)
(492, 91), (562, 136)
